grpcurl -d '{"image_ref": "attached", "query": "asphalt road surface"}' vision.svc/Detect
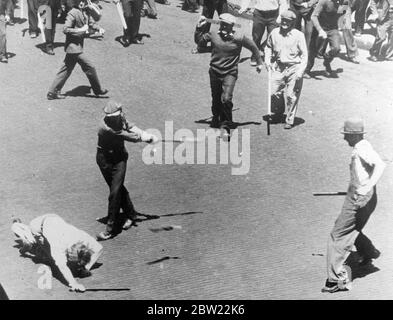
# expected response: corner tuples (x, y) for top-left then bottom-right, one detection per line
(0, 0), (393, 300)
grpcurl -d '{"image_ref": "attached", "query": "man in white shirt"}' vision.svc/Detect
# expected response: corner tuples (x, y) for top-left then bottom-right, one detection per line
(264, 10), (308, 129)
(239, 0), (288, 66)
(12, 214), (103, 292)
(322, 117), (386, 293)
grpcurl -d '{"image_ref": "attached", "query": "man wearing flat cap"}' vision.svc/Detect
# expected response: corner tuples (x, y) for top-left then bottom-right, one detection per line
(265, 10), (308, 129)
(194, 13), (263, 133)
(322, 117), (385, 293)
(96, 101), (158, 241)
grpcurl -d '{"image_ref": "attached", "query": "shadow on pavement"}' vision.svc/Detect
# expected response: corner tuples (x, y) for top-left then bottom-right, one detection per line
(346, 252), (380, 281)
(147, 256), (180, 265)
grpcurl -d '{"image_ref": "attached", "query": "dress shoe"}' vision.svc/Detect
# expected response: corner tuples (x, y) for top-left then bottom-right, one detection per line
(44, 48), (55, 55)
(47, 92), (66, 100)
(132, 39), (144, 45)
(303, 71), (312, 79)
(122, 218), (137, 230)
(347, 57), (359, 64)
(122, 37), (131, 47)
(0, 57), (8, 63)
(30, 32), (38, 38)
(284, 123), (293, 129)
(323, 59), (333, 73)
(94, 89), (108, 96)
(250, 57), (257, 66)
(96, 231), (113, 241)
(368, 55), (378, 62)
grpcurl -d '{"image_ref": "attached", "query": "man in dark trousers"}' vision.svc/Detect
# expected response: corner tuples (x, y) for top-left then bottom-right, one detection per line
(96, 100), (158, 241)
(0, 0), (12, 63)
(47, 0), (108, 99)
(309, 0), (347, 77)
(368, 0), (393, 61)
(192, 0), (228, 53)
(322, 117), (385, 293)
(118, 0), (144, 46)
(27, 0), (40, 37)
(38, 0), (61, 55)
(194, 13), (263, 133)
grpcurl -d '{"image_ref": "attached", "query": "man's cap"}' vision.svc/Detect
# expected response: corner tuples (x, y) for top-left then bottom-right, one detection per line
(219, 13), (237, 25)
(341, 117), (366, 134)
(104, 100), (122, 116)
(281, 10), (297, 21)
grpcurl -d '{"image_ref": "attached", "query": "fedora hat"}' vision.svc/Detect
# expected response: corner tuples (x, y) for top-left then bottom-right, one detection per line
(341, 117), (366, 134)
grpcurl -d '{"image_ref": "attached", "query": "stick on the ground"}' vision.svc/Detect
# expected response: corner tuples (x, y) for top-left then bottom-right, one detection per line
(85, 288), (131, 292)
(267, 68), (271, 136)
(205, 18), (241, 28)
(313, 192), (347, 196)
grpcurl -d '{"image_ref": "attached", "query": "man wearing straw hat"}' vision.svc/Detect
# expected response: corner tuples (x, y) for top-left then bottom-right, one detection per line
(96, 100), (158, 241)
(264, 10), (307, 129)
(322, 117), (386, 293)
(194, 13), (263, 133)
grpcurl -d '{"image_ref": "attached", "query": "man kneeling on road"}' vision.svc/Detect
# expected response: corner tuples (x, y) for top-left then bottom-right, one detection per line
(265, 10), (308, 129)
(12, 214), (103, 292)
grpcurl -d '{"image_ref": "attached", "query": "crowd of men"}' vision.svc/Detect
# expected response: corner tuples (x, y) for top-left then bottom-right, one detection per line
(2, 0), (389, 296)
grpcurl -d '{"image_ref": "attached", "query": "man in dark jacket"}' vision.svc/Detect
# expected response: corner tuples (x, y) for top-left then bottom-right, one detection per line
(38, 0), (61, 55)
(47, 0), (108, 99)
(96, 100), (158, 240)
(194, 13), (263, 132)
(368, 0), (393, 61)
(0, 0), (12, 63)
(118, 0), (144, 46)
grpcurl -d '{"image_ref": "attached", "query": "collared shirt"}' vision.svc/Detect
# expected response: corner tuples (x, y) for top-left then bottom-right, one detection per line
(195, 29), (263, 76)
(265, 28), (308, 72)
(29, 214), (103, 270)
(349, 140), (382, 189)
(240, 0), (288, 12)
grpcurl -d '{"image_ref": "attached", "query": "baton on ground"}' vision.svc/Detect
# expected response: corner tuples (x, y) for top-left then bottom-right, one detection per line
(205, 18), (241, 28)
(313, 192), (347, 196)
(85, 288), (131, 292)
(267, 68), (271, 136)
(114, 1), (127, 30)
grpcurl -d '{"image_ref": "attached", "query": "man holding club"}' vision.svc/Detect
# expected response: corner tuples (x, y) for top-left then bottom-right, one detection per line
(322, 117), (385, 293)
(115, 0), (144, 46)
(96, 100), (158, 241)
(264, 10), (307, 129)
(194, 13), (263, 133)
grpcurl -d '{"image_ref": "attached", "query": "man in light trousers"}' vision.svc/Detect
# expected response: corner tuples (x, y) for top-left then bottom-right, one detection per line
(322, 117), (386, 293)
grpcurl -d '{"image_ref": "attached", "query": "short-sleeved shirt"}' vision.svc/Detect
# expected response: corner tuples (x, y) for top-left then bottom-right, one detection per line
(30, 214), (102, 268)
(349, 140), (382, 189)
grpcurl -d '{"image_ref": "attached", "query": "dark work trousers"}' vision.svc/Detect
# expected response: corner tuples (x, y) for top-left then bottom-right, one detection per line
(200, 0), (228, 34)
(369, 18), (393, 59)
(0, 15), (6, 59)
(38, 4), (57, 51)
(123, 0), (143, 42)
(48, 52), (103, 94)
(252, 9), (279, 59)
(96, 149), (136, 234)
(292, 6), (314, 57)
(27, 0), (39, 34)
(307, 28), (340, 71)
(351, 0), (370, 34)
(209, 68), (237, 129)
(338, 8), (358, 59)
(327, 187), (378, 283)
